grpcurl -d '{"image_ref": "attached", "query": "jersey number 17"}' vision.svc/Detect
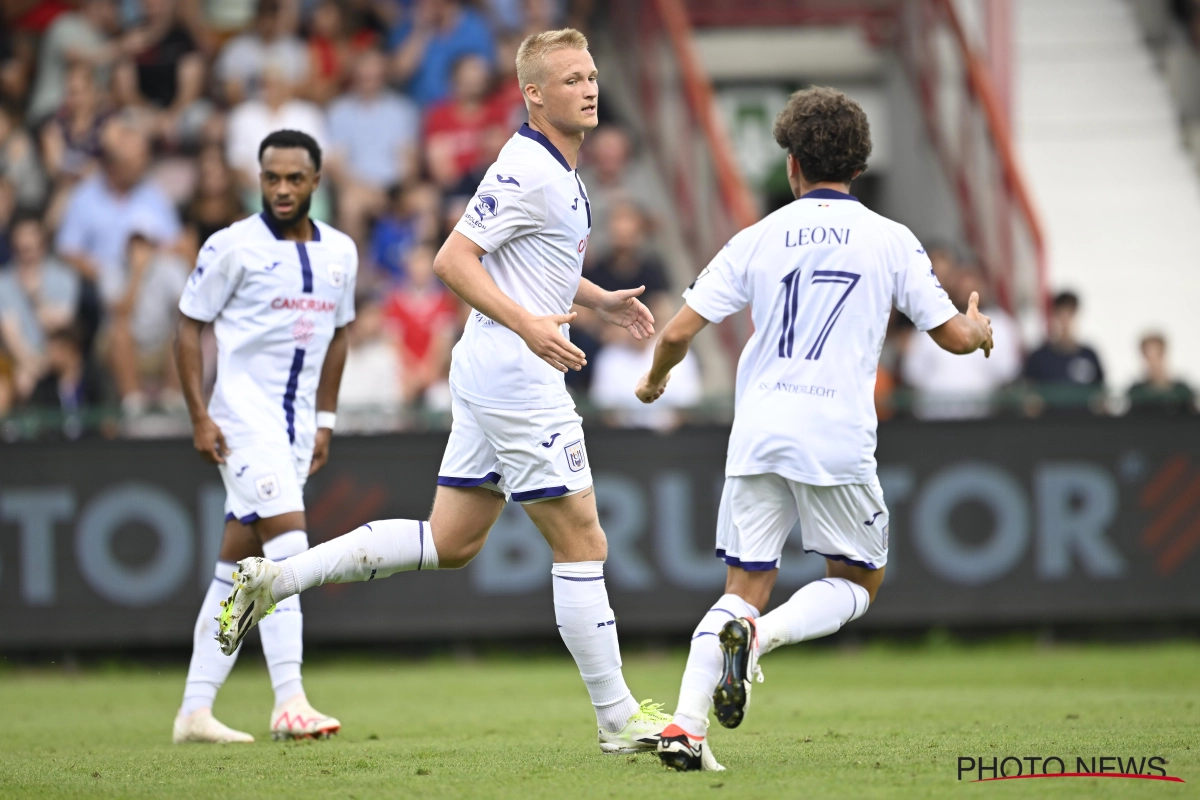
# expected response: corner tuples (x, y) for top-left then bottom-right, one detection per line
(778, 270), (861, 360)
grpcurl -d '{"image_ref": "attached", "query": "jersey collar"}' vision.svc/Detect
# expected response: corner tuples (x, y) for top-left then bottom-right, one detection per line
(800, 188), (859, 202)
(259, 212), (322, 242)
(518, 123), (572, 171)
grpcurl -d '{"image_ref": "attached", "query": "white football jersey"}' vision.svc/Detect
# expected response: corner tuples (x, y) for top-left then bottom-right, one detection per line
(451, 124), (592, 410)
(685, 189), (957, 485)
(179, 213), (357, 451)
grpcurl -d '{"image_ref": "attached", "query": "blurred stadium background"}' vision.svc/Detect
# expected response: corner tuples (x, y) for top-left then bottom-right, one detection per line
(1, 0), (1199, 653)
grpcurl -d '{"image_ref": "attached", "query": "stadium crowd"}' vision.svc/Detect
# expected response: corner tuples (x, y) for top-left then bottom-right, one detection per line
(0, 0), (1193, 440)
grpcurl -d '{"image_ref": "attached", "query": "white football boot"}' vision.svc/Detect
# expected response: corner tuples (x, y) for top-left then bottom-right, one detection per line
(657, 723), (726, 772)
(270, 694), (341, 740)
(172, 709), (254, 744)
(598, 699), (672, 754)
(216, 557), (280, 656)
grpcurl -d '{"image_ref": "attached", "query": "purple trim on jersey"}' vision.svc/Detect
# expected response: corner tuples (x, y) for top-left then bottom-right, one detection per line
(715, 548), (779, 572)
(296, 242), (313, 293)
(511, 484), (569, 502)
(283, 348), (305, 443)
(259, 212), (323, 242)
(553, 573), (604, 582)
(573, 172), (592, 228)
(518, 123), (571, 171)
(437, 471), (502, 488)
(806, 550), (881, 570)
(800, 188), (859, 202)
(417, 520), (424, 571)
(225, 511), (261, 525)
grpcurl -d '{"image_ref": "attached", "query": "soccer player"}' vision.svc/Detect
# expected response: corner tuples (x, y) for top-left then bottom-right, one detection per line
(214, 30), (673, 753)
(637, 88), (995, 771)
(172, 130), (356, 743)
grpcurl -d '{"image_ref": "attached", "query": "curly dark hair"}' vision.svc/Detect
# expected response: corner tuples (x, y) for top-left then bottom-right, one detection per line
(773, 87), (871, 184)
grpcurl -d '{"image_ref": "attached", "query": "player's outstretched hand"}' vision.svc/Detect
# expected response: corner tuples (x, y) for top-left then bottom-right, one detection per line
(636, 370), (670, 404)
(518, 312), (587, 373)
(966, 291), (994, 358)
(309, 428), (332, 475)
(193, 416), (228, 464)
(596, 286), (655, 340)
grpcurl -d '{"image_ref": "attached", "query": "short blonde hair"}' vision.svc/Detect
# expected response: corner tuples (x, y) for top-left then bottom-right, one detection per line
(515, 28), (590, 90)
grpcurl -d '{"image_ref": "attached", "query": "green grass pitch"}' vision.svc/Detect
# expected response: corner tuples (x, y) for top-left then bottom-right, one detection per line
(1, 641), (1197, 799)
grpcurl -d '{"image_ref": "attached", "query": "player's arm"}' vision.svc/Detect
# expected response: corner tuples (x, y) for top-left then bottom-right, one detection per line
(175, 314), (227, 463)
(309, 325), (348, 475)
(574, 278), (655, 341)
(433, 231), (586, 373)
(927, 291), (994, 357)
(636, 304), (710, 403)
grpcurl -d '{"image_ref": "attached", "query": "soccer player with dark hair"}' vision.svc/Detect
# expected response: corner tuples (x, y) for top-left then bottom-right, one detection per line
(172, 129), (356, 743)
(637, 87), (995, 771)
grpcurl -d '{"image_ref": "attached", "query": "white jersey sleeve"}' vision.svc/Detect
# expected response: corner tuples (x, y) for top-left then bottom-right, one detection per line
(682, 231), (754, 324)
(453, 173), (547, 254)
(179, 234), (243, 322)
(893, 246), (957, 332)
(334, 246), (358, 328)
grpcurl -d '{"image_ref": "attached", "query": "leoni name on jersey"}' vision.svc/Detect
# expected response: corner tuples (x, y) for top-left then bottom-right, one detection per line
(784, 226), (851, 248)
(271, 297), (338, 312)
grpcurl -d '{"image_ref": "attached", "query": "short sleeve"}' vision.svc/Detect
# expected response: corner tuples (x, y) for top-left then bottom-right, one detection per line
(893, 249), (957, 332)
(682, 238), (751, 324)
(335, 249), (358, 328)
(453, 178), (544, 253)
(178, 240), (242, 322)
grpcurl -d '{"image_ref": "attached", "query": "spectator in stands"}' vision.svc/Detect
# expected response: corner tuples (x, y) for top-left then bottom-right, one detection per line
(215, 0), (309, 105)
(306, 0), (355, 105)
(327, 49), (420, 246)
(424, 54), (503, 189)
(337, 291), (404, 427)
(225, 62), (328, 191)
(382, 243), (459, 406)
(0, 105), (47, 214)
(124, 0), (201, 109)
(578, 126), (662, 260)
(369, 180), (440, 284)
(584, 200), (669, 304)
(39, 64), (109, 189)
(55, 117), (181, 297)
(388, 0), (496, 108)
(0, 352), (14, 417)
(1127, 333), (1196, 415)
(1023, 290), (1106, 412)
(184, 146), (245, 245)
(901, 267), (1022, 419)
(487, 34), (526, 133)
(27, 324), (114, 438)
(26, 0), (120, 124)
(106, 229), (187, 412)
(0, 215), (80, 399)
(590, 297), (701, 431)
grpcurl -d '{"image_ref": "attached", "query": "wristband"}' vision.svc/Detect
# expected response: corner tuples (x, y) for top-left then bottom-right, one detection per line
(316, 411), (337, 431)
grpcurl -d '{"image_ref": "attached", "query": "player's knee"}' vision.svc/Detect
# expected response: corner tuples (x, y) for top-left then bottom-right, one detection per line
(434, 531), (488, 569)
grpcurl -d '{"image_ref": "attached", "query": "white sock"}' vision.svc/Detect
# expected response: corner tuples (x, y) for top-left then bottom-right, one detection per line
(551, 561), (640, 734)
(755, 577), (870, 656)
(260, 531), (308, 708)
(671, 593), (759, 739)
(181, 561), (241, 716)
(271, 519), (437, 601)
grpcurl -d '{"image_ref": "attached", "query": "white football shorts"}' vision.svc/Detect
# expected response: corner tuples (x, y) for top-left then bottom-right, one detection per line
(438, 390), (592, 504)
(218, 440), (311, 524)
(715, 473), (889, 571)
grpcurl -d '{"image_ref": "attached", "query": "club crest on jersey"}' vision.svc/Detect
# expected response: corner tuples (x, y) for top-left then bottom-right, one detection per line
(327, 262), (344, 288)
(564, 439), (586, 473)
(292, 315), (316, 347)
(474, 194), (499, 221)
(255, 474), (280, 501)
